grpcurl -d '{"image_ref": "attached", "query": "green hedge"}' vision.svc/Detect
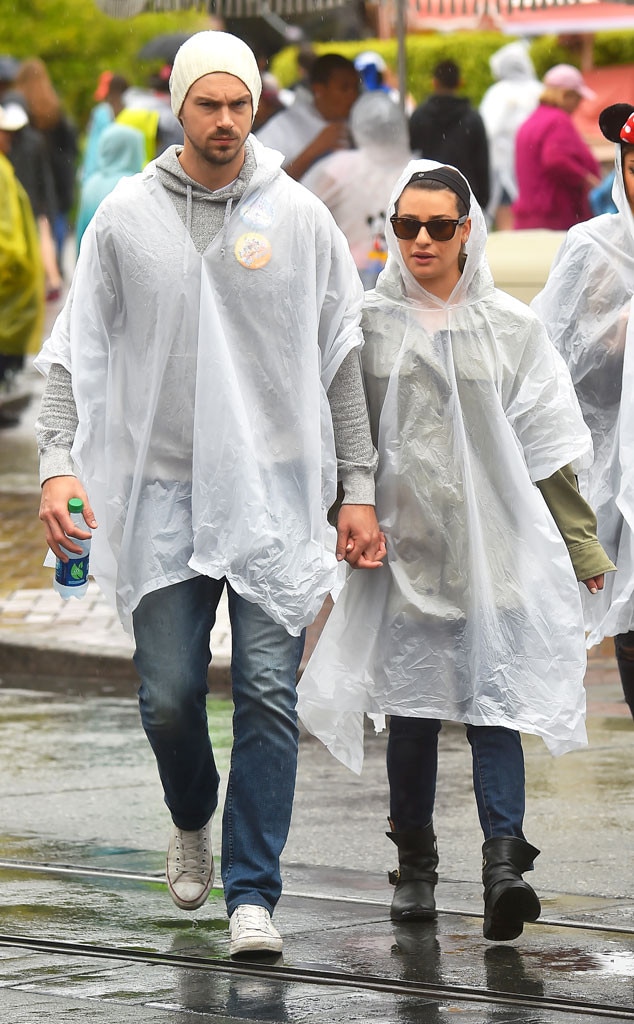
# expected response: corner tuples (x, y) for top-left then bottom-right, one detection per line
(271, 29), (634, 106)
(0, 0), (209, 127)
(2, 0), (633, 125)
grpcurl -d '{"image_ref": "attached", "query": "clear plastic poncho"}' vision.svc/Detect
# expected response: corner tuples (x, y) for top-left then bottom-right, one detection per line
(301, 92), (411, 275)
(35, 138), (364, 636)
(479, 42), (542, 216)
(532, 147), (634, 646)
(297, 159), (593, 772)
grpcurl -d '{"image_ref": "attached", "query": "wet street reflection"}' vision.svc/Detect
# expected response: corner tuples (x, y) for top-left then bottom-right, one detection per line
(1, 367), (634, 1021)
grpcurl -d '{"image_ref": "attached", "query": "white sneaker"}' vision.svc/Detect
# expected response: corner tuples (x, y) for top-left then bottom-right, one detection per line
(229, 904), (283, 957)
(166, 817), (214, 911)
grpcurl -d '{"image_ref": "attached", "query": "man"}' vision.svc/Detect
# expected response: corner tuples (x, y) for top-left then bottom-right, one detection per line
(256, 52), (359, 180)
(35, 31), (384, 958)
(408, 59), (490, 209)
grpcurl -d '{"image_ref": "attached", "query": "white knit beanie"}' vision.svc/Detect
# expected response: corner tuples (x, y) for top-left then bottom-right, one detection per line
(170, 31), (262, 120)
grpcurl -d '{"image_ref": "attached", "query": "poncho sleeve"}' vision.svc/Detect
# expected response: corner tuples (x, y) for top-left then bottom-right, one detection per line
(497, 296), (593, 480)
(531, 221), (629, 417)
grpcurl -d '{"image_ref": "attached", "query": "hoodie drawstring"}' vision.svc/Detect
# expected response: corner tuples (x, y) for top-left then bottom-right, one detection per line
(220, 198), (233, 259)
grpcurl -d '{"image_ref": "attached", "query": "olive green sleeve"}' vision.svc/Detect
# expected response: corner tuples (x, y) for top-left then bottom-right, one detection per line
(536, 464), (616, 581)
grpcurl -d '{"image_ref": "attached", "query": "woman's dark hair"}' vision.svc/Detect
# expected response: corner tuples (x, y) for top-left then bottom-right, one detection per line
(396, 177), (469, 219)
(599, 103), (634, 155)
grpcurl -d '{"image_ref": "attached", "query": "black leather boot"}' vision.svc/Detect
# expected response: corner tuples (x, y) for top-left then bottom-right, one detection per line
(386, 821), (438, 921)
(614, 631), (634, 719)
(482, 837), (541, 941)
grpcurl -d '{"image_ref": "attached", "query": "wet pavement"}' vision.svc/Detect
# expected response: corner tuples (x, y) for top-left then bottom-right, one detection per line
(0, 686), (633, 1022)
(1, 313), (633, 1020)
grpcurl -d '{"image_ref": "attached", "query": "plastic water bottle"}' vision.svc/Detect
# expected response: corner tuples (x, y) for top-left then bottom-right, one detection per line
(54, 497), (91, 600)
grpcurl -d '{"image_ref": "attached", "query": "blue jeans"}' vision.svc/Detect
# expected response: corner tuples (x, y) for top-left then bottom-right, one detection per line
(387, 717), (526, 840)
(132, 576), (305, 916)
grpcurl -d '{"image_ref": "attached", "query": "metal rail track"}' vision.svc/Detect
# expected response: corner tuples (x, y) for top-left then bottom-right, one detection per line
(1, 858), (633, 1020)
(0, 930), (633, 1020)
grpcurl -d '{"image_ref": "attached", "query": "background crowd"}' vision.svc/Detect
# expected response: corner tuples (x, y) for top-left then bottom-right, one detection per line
(0, 38), (609, 341)
(1, 24), (632, 956)
(0, 37), (628, 682)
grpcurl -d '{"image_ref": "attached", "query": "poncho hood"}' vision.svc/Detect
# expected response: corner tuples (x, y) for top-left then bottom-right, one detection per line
(373, 157), (494, 308)
(349, 91), (409, 158)
(490, 41), (537, 83)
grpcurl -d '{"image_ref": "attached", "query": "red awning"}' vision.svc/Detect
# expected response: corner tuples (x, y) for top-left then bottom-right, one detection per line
(408, 0), (634, 34)
(571, 63), (634, 148)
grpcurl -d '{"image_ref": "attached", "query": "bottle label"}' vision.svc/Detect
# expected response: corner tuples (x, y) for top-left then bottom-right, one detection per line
(55, 556), (89, 588)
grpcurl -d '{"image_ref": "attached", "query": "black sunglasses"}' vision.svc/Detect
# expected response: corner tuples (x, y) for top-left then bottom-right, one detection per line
(390, 215), (467, 242)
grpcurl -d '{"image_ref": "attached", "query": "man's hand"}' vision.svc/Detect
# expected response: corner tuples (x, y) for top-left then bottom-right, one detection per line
(311, 121), (351, 157)
(285, 122), (351, 180)
(583, 574), (605, 595)
(336, 504), (386, 569)
(39, 475), (97, 560)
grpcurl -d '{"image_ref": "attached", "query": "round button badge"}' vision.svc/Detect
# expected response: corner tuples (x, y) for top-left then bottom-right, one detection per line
(234, 232), (272, 270)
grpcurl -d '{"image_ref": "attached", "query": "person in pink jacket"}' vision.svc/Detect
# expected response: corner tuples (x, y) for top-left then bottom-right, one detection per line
(513, 64), (600, 230)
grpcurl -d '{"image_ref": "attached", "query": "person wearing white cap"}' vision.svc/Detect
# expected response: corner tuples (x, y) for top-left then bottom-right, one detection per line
(514, 63), (601, 230)
(0, 99), (28, 133)
(0, 102), (44, 393)
(34, 30), (384, 956)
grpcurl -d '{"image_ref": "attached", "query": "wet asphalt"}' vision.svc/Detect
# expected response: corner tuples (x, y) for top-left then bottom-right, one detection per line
(0, 686), (633, 1023)
(0, 294), (633, 1022)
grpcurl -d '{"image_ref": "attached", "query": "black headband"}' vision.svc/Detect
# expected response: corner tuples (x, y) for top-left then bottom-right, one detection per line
(404, 167), (471, 211)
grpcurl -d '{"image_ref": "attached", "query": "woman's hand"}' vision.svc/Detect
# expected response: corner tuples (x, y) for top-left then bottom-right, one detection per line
(583, 574), (605, 595)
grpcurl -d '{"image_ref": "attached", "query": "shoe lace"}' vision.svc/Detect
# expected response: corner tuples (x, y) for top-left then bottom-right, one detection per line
(174, 827), (210, 879)
(233, 905), (269, 931)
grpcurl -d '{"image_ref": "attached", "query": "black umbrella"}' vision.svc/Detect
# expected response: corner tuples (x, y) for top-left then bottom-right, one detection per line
(138, 32), (194, 62)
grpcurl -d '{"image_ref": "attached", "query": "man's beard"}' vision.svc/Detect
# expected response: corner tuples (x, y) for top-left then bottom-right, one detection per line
(200, 135), (243, 166)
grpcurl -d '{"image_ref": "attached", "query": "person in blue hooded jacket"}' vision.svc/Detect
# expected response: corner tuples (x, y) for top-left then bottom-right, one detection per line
(76, 122), (145, 250)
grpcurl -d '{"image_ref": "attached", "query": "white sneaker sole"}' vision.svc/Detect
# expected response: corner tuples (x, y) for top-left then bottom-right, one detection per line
(229, 932), (283, 957)
(167, 863), (215, 911)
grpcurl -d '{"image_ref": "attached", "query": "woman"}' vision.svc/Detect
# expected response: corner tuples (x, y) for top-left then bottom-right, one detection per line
(532, 103), (634, 718)
(513, 64), (600, 230)
(14, 58), (78, 269)
(297, 160), (613, 942)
